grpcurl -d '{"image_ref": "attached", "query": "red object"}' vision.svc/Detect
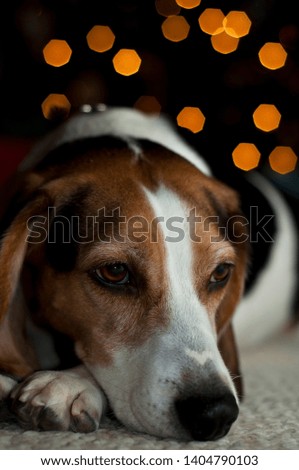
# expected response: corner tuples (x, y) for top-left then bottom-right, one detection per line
(0, 137), (35, 185)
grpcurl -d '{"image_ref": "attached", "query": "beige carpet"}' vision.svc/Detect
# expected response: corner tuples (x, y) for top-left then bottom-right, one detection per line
(0, 328), (298, 450)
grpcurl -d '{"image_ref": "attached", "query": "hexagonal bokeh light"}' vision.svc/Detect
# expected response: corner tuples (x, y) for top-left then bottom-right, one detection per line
(43, 39), (72, 67)
(176, 106), (205, 133)
(253, 104), (281, 132)
(155, 0), (181, 17)
(41, 94), (71, 120)
(232, 143), (261, 171)
(223, 11), (251, 38)
(258, 42), (288, 70)
(112, 49), (142, 76)
(86, 25), (115, 53)
(134, 96), (161, 114)
(198, 9), (251, 54)
(161, 15), (190, 42)
(198, 8), (224, 35)
(269, 146), (297, 174)
(211, 31), (239, 54)
(176, 0), (201, 9)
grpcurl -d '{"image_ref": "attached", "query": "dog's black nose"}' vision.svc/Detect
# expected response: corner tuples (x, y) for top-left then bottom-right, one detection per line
(175, 393), (239, 441)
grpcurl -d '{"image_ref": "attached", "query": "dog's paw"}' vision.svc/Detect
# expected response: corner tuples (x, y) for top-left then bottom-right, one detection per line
(9, 368), (106, 432)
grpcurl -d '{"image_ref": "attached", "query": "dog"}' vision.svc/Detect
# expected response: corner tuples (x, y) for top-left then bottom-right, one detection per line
(0, 106), (297, 440)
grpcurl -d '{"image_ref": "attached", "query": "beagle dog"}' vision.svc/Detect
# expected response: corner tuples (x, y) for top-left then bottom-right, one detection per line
(0, 106), (297, 440)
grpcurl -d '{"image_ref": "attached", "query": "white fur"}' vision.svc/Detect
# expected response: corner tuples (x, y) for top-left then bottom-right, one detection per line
(143, 186), (217, 348)
(186, 348), (214, 366)
(233, 172), (297, 349)
(0, 375), (17, 400)
(21, 107), (211, 176)
(144, 186), (235, 388)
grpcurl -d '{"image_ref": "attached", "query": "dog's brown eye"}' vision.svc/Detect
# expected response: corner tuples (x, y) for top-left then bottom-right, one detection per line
(210, 263), (232, 285)
(95, 263), (129, 285)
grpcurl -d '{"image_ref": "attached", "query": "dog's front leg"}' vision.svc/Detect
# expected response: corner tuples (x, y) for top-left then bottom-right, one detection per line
(9, 365), (107, 432)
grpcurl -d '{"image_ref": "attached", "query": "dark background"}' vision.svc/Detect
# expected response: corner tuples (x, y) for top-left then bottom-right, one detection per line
(0, 0), (298, 203)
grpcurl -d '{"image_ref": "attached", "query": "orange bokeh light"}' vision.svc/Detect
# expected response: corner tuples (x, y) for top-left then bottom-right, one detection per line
(198, 9), (225, 35)
(177, 107), (205, 133)
(223, 11), (251, 38)
(258, 42), (287, 70)
(86, 25), (115, 53)
(43, 39), (72, 67)
(134, 96), (161, 114)
(211, 31), (239, 54)
(112, 49), (142, 76)
(253, 104), (281, 132)
(176, 0), (201, 9)
(232, 143), (261, 171)
(161, 15), (190, 42)
(41, 94), (71, 120)
(269, 146), (297, 174)
(155, 0), (181, 17)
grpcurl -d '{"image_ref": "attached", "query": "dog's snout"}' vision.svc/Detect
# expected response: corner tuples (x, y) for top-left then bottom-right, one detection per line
(175, 393), (239, 441)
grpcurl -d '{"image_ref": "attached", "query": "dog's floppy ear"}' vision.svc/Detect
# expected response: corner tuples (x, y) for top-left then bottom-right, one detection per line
(216, 254), (246, 399)
(218, 323), (243, 398)
(0, 189), (51, 377)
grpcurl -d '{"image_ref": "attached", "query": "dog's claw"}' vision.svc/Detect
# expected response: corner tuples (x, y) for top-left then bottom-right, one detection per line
(70, 410), (97, 433)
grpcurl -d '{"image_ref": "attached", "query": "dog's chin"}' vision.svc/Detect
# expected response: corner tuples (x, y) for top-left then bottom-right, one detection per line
(112, 405), (233, 442)
(104, 392), (191, 441)
(106, 388), (238, 442)
(114, 408), (189, 441)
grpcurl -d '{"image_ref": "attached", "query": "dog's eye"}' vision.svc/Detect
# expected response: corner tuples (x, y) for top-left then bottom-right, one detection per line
(94, 263), (129, 286)
(209, 263), (233, 286)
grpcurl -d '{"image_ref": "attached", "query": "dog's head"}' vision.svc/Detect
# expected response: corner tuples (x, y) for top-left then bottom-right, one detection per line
(0, 109), (248, 440)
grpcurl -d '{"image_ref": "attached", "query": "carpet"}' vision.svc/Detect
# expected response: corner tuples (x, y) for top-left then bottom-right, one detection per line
(0, 328), (298, 450)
